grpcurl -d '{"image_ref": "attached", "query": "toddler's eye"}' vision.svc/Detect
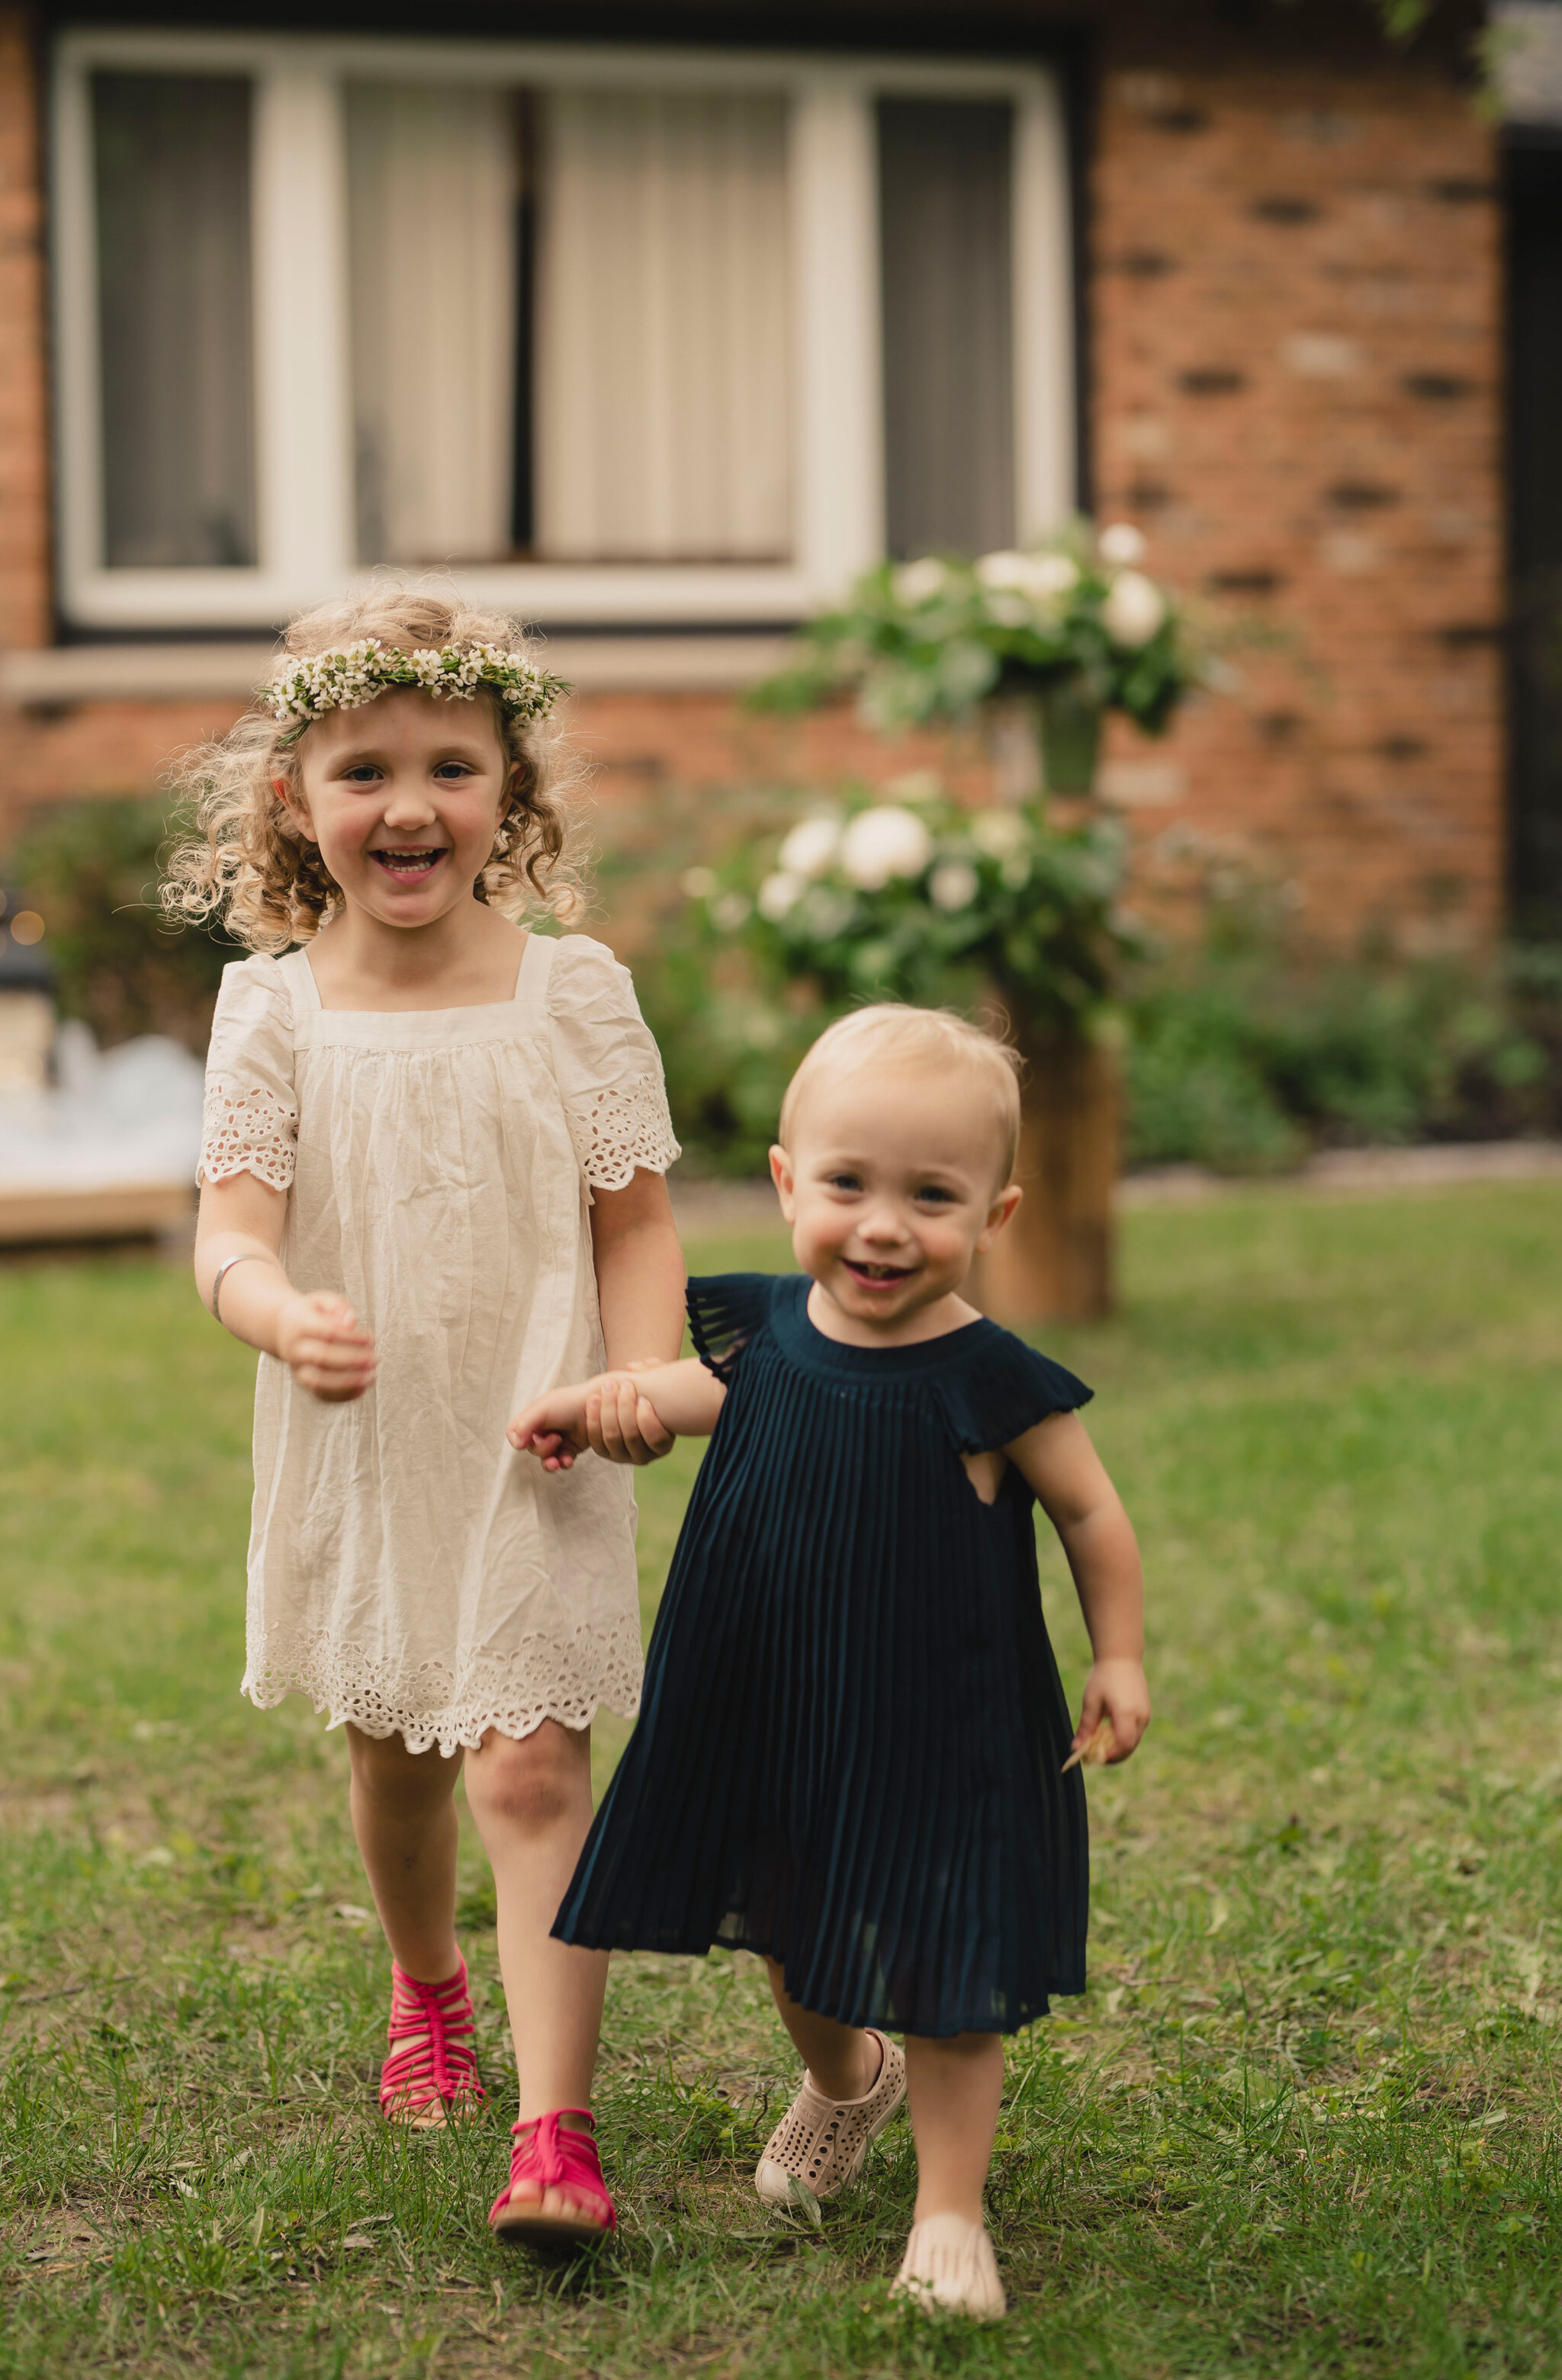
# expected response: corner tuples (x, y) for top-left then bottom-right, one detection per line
(915, 1185), (957, 1206)
(826, 1172), (863, 1193)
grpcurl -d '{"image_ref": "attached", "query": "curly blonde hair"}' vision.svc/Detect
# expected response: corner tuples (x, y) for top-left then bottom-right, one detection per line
(160, 588), (580, 952)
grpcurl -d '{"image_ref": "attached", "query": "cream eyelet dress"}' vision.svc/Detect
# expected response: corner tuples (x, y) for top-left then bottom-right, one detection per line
(198, 932), (680, 1755)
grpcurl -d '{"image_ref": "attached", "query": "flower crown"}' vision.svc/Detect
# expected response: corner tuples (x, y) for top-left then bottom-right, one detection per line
(266, 638), (569, 744)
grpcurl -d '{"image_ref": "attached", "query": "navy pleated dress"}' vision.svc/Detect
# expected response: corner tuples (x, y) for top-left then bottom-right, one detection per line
(552, 1274), (1094, 2038)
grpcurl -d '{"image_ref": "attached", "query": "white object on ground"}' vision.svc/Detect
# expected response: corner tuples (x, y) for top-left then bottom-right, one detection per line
(0, 1023), (206, 1191)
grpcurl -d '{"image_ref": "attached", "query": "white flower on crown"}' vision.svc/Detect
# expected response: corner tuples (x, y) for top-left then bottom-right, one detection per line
(1101, 570), (1167, 649)
(839, 805), (934, 890)
(777, 816), (842, 879)
(1098, 522), (1148, 567)
(928, 859), (980, 912)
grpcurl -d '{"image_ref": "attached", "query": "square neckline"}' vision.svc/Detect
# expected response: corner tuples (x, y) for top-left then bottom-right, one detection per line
(287, 929), (542, 1018)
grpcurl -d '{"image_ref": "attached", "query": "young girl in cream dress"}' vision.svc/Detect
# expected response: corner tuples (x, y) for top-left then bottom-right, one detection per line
(166, 591), (684, 2244)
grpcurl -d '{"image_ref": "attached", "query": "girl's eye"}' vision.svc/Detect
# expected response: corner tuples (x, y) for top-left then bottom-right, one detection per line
(434, 762), (476, 780)
(341, 764), (382, 784)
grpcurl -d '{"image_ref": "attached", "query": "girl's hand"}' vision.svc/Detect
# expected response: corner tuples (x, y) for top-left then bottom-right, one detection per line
(1073, 1657), (1151, 1764)
(509, 1373), (675, 1472)
(275, 1290), (377, 1403)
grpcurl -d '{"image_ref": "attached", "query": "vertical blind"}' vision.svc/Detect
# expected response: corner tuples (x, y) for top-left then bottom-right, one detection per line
(346, 85), (519, 565)
(534, 92), (792, 562)
(92, 72), (257, 568)
(879, 98), (1016, 560)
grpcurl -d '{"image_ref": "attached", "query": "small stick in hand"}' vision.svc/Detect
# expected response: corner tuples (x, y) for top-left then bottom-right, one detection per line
(1062, 1716), (1117, 1774)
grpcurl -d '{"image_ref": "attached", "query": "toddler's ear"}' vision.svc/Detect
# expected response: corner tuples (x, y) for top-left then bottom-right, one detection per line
(977, 1183), (1024, 1251)
(768, 1144), (798, 1221)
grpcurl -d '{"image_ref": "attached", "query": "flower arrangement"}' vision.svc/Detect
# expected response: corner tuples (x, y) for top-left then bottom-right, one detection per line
(753, 523), (1199, 785)
(266, 639), (568, 744)
(680, 778), (1145, 1039)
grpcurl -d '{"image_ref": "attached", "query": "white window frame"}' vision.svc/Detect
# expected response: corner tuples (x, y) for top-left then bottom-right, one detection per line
(52, 28), (1075, 632)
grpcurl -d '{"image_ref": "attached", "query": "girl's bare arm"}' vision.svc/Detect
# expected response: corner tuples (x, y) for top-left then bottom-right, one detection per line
(194, 1172), (376, 1402)
(589, 1167), (687, 1370)
(1006, 1411), (1150, 1762)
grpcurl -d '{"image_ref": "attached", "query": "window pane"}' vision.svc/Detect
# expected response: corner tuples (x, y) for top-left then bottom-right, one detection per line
(879, 98), (1014, 560)
(346, 84), (519, 565)
(92, 72), (256, 568)
(534, 92), (792, 563)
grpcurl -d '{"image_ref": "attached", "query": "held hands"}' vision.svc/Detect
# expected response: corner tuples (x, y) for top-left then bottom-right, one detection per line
(1070, 1656), (1151, 1767)
(275, 1290), (377, 1404)
(509, 1369), (676, 1471)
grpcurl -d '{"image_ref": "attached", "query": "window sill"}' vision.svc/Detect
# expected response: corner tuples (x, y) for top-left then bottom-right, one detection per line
(0, 633), (797, 709)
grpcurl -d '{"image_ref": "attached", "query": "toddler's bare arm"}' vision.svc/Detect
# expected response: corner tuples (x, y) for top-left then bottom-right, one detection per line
(1008, 1411), (1150, 1762)
(509, 1357), (726, 1470)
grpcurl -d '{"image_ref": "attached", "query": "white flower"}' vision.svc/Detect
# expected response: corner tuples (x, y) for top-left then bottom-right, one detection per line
(969, 810), (1028, 859)
(838, 805), (934, 890)
(709, 891), (753, 933)
(1099, 522), (1148, 567)
(975, 551), (1030, 589)
(892, 557), (949, 608)
(928, 860), (980, 913)
(1102, 570), (1167, 648)
(681, 866), (717, 899)
(757, 872), (805, 922)
(977, 550), (1080, 609)
(1000, 853), (1033, 890)
(777, 816), (841, 879)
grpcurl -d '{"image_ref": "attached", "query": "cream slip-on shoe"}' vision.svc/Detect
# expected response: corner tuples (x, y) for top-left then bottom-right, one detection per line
(754, 2029), (907, 2205)
(892, 2212), (1008, 2322)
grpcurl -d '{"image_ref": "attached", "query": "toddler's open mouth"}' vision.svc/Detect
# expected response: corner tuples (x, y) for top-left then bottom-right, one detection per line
(371, 847), (447, 880)
(843, 1259), (914, 1287)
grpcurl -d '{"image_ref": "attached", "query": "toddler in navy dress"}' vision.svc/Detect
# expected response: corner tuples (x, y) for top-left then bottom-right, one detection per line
(510, 1005), (1150, 2321)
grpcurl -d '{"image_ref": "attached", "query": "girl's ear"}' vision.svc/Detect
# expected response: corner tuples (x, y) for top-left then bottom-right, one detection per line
(975, 1183), (1024, 1251)
(769, 1144), (798, 1222)
(273, 775), (318, 843)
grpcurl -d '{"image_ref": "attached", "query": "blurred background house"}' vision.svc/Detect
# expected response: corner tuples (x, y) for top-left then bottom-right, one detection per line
(0, 0), (1559, 1201)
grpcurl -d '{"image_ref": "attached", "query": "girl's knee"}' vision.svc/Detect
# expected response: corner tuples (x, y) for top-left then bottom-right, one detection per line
(467, 1722), (589, 1835)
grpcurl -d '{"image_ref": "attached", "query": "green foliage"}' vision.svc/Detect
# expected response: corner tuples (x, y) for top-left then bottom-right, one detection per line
(5, 796), (239, 1051)
(751, 526), (1200, 738)
(7, 1193), (1562, 2372)
(1125, 946), (1562, 1173)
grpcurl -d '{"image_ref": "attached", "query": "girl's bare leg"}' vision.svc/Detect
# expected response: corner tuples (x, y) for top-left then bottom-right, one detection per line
(346, 1723), (464, 1981)
(763, 1958), (882, 2101)
(464, 1720), (609, 2223)
(903, 2032), (1004, 2225)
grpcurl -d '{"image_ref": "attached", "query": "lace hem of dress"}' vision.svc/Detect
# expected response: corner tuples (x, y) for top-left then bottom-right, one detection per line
(571, 1074), (681, 1193)
(198, 1082), (298, 1191)
(242, 1619), (644, 1756)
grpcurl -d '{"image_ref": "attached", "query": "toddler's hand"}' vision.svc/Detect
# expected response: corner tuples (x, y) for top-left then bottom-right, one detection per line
(509, 1373), (675, 1471)
(276, 1290), (376, 1403)
(1072, 1657), (1150, 1765)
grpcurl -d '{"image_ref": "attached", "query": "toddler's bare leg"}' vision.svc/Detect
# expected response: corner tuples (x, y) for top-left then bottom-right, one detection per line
(346, 1723), (463, 1982)
(903, 2032), (1004, 2224)
(464, 1720), (609, 2224)
(764, 1958), (882, 2101)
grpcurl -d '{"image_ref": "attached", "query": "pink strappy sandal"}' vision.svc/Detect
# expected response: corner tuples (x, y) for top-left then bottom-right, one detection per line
(379, 1958), (485, 2128)
(487, 2109), (616, 2248)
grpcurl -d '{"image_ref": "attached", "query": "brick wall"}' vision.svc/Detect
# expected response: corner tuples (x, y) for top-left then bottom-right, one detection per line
(0, 2), (1506, 961)
(0, 5), (48, 651)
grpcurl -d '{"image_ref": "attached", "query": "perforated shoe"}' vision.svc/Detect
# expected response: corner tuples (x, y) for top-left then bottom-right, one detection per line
(754, 2029), (906, 2205)
(892, 2212), (1007, 2322)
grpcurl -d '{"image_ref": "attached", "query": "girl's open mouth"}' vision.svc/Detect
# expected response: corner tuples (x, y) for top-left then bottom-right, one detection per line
(371, 848), (447, 880)
(843, 1260), (914, 1288)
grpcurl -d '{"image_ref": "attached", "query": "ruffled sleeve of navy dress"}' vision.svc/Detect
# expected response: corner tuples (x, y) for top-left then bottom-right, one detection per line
(555, 1272), (1096, 2038)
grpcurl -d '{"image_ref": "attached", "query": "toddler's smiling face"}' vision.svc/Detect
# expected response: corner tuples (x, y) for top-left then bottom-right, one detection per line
(284, 689), (511, 930)
(770, 1060), (1020, 1342)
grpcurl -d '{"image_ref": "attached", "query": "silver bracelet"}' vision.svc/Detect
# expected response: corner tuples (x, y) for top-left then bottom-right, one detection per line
(211, 1251), (270, 1327)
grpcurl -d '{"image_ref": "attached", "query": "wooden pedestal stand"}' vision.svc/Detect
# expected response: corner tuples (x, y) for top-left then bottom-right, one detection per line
(970, 1028), (1120, 1326)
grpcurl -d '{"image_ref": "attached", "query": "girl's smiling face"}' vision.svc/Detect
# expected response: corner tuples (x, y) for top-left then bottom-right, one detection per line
(770, 1062), (1021, 1341)
(284, 689), (511, 929)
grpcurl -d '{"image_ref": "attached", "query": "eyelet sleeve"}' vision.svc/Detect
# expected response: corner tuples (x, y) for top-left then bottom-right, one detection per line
(198, 956), (298, 1192)
(545, 936), (680, 1193)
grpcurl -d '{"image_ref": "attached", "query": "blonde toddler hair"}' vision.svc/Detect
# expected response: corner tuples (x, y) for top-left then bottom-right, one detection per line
(778, 1005), (1022, 1185)
(160, 587), (579, 952)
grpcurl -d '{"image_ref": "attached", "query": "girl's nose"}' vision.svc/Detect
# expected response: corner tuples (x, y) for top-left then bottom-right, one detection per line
(381, 782), (438, 825)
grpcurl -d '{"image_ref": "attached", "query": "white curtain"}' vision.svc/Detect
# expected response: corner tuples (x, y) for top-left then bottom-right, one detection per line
(535, 92), (792, 562)
(346, 85), (517, 564)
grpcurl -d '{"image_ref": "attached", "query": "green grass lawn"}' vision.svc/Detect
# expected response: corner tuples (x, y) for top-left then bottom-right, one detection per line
(4, 1187), (1562, 2377)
